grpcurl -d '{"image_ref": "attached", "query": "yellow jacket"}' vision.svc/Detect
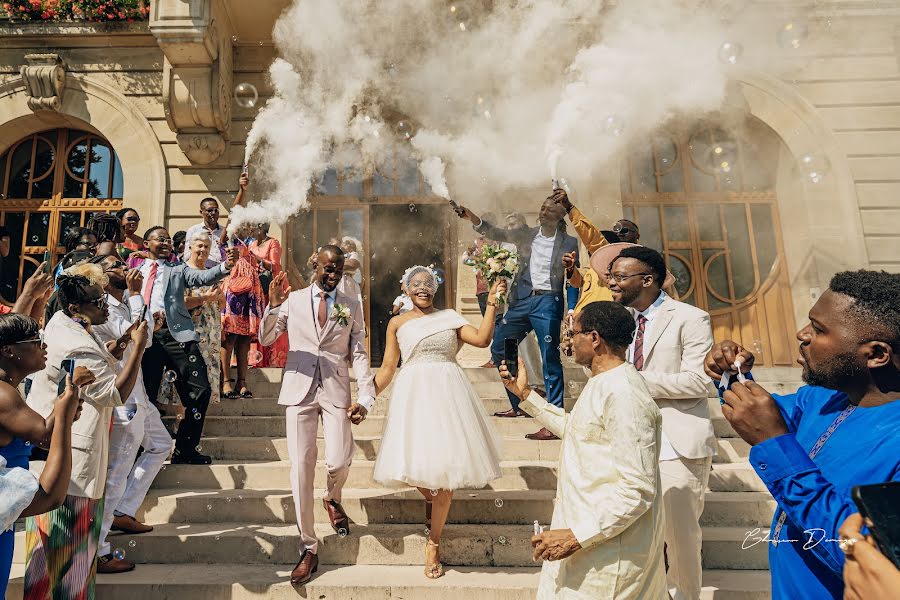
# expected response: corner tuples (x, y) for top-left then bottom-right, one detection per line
(567, 206), (613, 314)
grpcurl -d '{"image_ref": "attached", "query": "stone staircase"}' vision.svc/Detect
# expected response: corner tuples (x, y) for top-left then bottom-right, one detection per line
(8, 365), (803, 599)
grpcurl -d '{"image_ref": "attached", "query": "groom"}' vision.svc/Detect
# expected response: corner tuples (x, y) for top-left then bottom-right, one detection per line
(259, 244), (375, 586)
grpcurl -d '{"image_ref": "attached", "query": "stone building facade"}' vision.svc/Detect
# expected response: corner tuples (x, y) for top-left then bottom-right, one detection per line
(0, 1), (898, 365)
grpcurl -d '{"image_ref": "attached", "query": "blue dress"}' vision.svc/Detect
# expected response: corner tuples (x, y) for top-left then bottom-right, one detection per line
(0, 437), (31, 597)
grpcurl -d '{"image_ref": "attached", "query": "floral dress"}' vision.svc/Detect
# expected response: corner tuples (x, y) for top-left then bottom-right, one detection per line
(221, 240), (264, 338)
(249, 237), (287, 368)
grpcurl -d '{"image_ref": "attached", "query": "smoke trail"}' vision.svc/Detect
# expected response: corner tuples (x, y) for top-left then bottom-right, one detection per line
(231, 0), (787, 231)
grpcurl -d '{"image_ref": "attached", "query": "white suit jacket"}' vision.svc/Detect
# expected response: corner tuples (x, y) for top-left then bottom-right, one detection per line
(259, 286), (375, 408)
(633, 296), (717, 459)
(27, 311), (123, 498)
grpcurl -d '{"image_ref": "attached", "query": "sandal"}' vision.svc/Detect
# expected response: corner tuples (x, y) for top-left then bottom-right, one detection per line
(237, 379), (253, 398)
(424, 540), (444, 579)
(222, 379), (239, 400)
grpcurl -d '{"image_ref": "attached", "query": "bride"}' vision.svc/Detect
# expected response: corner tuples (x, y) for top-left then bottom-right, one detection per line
(373, 265), (506, 579)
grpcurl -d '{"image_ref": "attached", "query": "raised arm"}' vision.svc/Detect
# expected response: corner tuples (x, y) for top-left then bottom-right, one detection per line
(259, 272), (291, 346)
(12, 264), (53, 319)
(458, 279), (506, 348)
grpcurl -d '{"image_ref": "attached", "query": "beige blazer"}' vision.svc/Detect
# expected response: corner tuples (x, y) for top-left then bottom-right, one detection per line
(27, 311), (123, 498)
(635, 296), (717, 459)
(259, 286), (375, 408)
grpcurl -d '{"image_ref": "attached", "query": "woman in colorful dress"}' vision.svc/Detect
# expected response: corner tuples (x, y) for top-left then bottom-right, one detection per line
(115, 207), (143, 261)
(220, 230), (264, 399)
(248, 223), (288, 368)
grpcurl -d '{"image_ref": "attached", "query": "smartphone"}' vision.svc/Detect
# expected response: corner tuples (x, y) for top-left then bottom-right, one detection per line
(43, 250), (51, 273)
(57, 358), (75, 396)
(852, 482), (900, 569)
(504, 338), (519, 377)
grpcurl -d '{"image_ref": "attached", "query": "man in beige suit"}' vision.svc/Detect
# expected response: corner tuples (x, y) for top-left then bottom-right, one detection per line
(259, 245), (375, 587)
(608, 246), (716, 600)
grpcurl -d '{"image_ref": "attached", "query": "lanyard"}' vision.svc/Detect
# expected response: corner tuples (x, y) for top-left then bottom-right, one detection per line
(770, 403), (857, 546)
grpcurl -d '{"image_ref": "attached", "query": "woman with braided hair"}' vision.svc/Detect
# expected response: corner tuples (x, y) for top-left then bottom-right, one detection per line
(87, 212), (124, 258)
(372, 265), (506, 579)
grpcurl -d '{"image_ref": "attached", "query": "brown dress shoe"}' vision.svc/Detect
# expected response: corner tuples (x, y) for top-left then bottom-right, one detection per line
(493, 408), (531, 418)
(111, 514), (153, 534)
(290, 549), (319, 586)
(97, 554), (136, 574)
(323, 498), (350, 534)
(525, 427), (560, 441)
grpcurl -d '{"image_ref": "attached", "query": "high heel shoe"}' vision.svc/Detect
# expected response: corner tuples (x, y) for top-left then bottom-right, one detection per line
(424, 540), (444, 579)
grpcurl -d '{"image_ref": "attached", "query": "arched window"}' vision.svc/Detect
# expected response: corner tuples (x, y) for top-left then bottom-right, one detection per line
(621, 116), (796, 367)
(0, 128), (123, 302)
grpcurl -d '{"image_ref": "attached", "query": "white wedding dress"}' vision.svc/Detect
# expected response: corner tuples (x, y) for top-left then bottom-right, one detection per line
(373, 309), (503, 490)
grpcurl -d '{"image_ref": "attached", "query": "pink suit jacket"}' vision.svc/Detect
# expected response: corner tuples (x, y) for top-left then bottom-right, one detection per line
(259, 286), (375, 408)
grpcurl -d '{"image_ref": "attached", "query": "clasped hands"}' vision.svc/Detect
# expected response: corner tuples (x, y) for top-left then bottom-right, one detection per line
(704, 340), (789, 446)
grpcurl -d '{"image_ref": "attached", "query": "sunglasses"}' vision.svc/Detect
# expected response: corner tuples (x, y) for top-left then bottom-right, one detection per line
(124, 217), (140, 223)
(85, 296), (108, 310)
(6, 332), (44, 345)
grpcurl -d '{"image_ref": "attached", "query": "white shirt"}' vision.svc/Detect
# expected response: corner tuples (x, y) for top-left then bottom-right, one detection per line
(184, 222), (225, 264)
(92, 292), (153, 409)
(529, 230), (556, 291)
(520, 364), (667, 599)
(140, 259), (169, 316)
(628, 291), (679, 461)
(310, 282), (337, 334)
(392, 295), (413, 314)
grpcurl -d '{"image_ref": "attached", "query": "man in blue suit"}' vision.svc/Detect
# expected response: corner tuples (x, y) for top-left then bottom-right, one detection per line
(456, 190), (578, 440)
(139, 226), (237, 464)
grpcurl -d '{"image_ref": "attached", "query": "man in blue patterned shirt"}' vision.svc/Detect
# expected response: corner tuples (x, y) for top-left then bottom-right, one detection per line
(704, 270), (900, 599)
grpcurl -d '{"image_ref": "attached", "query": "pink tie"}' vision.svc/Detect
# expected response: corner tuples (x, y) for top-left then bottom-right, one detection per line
(318, 292), (328, 328)
(143, 262), (158, 307)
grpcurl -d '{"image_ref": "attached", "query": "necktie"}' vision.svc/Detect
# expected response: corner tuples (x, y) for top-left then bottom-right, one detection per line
(143, 261), (159, 307)
(633, 314), (648, 371)
(318, 291), (328, 328)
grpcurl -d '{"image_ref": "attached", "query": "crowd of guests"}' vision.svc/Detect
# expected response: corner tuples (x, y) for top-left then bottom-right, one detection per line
(453, 190), (900, 600)
(0, 175), (897, 600)
(0, 171), (294, 596)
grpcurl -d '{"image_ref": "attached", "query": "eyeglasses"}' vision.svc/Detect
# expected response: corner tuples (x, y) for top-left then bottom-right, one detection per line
(124, 217), (140, 223)
(6, 332), (43, 345)
(570, 328), (592, 337)
(85, 296), (108, 310)
(150, 238), (173, 244)
(605, 272), (649, 283)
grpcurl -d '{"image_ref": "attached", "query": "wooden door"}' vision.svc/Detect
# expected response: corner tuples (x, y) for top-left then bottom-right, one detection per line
(621, 117), (797, 367)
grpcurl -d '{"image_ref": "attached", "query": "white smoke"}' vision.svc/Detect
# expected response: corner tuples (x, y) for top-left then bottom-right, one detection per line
(231, 0), (788, 231)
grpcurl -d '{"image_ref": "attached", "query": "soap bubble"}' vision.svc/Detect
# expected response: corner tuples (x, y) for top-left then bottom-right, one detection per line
(396, 120), (414, 141)
(494, 498), (503, 508)
(193, 412), (202, 420)
(233, 82), (259, 109)
(449, 4), (470, 31)
(498, 536), (508, 545)
(777, 21), (809, 50)
(544, 335), (552, 343)
(112, 548), (125, 560)
(338, 528), (348, 538)
(251, 350), (263, 363)
(163, 370), (177, 383)
(602, 115), (625, 137)
(798, 153), (830, 184)
(434, 268), (445, 285)
(191, 371), (198, 377)
(718, 42), (743, 65)
(408, 203), (417, 212)
(430, 489), (438, 496)
(708, 141), (739, 174)
(474, 95), (493, 119)
(189, 355), (197, 363)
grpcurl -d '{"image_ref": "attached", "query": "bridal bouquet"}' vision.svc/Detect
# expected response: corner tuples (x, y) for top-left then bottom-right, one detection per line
(468, 244), (519, 304)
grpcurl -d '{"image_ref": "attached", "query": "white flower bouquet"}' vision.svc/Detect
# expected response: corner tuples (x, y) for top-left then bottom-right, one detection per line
(469, 244), (519, 304)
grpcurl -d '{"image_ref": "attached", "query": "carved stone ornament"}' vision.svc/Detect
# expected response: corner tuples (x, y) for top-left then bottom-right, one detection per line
(176, 133), (227, 165)
(20, 54), (67, 112)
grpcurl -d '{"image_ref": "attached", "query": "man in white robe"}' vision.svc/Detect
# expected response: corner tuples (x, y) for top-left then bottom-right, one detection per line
(501, 300), (667, 600)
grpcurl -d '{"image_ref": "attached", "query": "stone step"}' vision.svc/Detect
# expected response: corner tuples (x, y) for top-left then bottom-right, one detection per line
(151, 460), (560, 491)
(13, 523), (769, 570)
(134, 488), (775, 528)
(4, 564), (773, 600)
(151, 459), (764, 492)
(197, 434), (749, 464)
